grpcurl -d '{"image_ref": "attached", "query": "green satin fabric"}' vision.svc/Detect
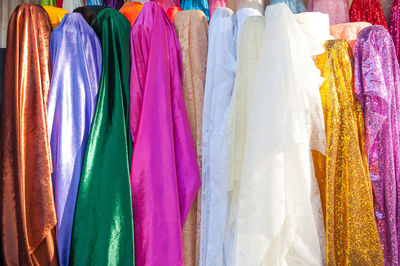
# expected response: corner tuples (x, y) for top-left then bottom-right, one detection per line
(41, 0), (57, 6)
(69, 8), (134, 266)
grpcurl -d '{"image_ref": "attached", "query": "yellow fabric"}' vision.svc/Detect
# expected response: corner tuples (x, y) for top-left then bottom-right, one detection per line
(315, 39), (384, 265)
(43, 6), (69, 30)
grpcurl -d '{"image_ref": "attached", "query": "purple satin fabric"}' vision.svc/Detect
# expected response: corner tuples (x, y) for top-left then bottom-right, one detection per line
(354, 25), (400, 265)
(47, 12), (102, 266)
(130, 2), (201, 265)
(103, 0), (124, 9)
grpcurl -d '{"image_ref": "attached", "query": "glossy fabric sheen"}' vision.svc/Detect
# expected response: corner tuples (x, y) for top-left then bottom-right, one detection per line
(152, 0), (179, 11)
(354, 26), (400, 265)
(42, 0), (57, 5)
(69, 8), (135, 266)
(73, 5), (106, 24)
(307, 0), (349, 25)
(390, 0), (400, 63)
(0, 4), (58, 265)
(47, 13), (102, 266)
(269, 0), (306, 13)
(180, 0), (210, 20)
(350, 0), (388, 30)
(315, 40), (384, 265)
(330, 22), (371, 50)
(120, 1), (144, 25)
(103, 0), (124, 9)
(62, 0), (84, 11)
(43, 6), (69, 29)
(175, 10), (208, 266)
(167, 6), (183, 22)
(130, 3), (201, 265)
(88, 0), (103, 4)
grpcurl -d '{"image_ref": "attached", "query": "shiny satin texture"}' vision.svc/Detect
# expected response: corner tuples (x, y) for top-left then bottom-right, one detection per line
(0, 48), (5, 123)
(315, 40), (384, 265)
(43, 6), (69, 29)
(390, 0), (400, 63)
(354, 25), (400, 265)
(330, 22), (371, 50)
(130, 3), (201, 265)
(208, 0), (226, 17)
(47, 13), (102, 266)
(57, 0), (63, 7)
(69, 8), (135, 266)
(88, 0), (103, 4)
(269, 0), (306, 13)
(0, 4), (58, 265)
(120, 1), (144, 25)
(174, 11), (208, 266)
(103, 0), (124, 9)
(350, 0), (388, 30)
(167, 6), (183, 22)
(152, 0), (179, 11)
(42, 0), (57, 5)
(63, 0), (85, 12)
(180, 0), (210, 20)
(73, 5), (106, 24)
(307, 0), (349, 25)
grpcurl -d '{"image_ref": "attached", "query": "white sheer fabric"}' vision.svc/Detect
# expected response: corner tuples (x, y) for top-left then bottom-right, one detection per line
(231, 4), (326, 265)
(63, 0), (84, 12)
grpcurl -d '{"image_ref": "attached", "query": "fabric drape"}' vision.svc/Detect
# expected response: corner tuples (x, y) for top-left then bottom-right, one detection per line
(103, 0), (124, 9)
(350, 0), (388, 29)
(43, 6), (69, 29)
(232, 4), (326, 265)
(73, 5), (106, 24)
(390, 0), (400, 63)
(120, 1), (143, 25)
(307, 0), (349, 25)
(175, 10), (208, 266)
(62, 0), (84, 11)
(208, 0), (226, 17)
(315, 39), (384, 265)
(0, 48), (5, 124)
(354, 25), (400, 266)
(57, 0), (63, 7)
(269, 0), (306, 13)
(42, 0), (57, 5)
(167, 6), (183, 22)
(88, 0), (103, 4)
(47, 13), (102, 266)
(226, 0), (264, 14)
(69, 8), (135, 266)
(151, 0), (179, 10)
(180, 0), (209, 20)
(130, 3), (201, 265)
(0, 4), (58, 265)
(330, 22), (371, 50)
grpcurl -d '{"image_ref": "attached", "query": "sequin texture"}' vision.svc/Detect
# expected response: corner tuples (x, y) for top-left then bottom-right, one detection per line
(390, 0), (400, 63)
(350, 0), (388, 30)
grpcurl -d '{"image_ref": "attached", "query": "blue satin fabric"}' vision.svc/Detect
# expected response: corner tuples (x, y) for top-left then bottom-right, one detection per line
(269, 0), (306, 13)
(180, 0), (210, 20)
(88, 0), (103, 5)
(47, 13), (102, 266)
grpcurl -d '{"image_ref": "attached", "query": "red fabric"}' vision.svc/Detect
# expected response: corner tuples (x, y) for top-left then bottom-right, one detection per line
(350, 0), (388, 30)
(57, 0), (63, 7)
(166, 6), (182, 23)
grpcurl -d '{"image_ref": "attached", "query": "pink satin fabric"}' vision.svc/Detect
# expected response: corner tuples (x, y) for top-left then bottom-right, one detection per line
(209, 0), (227, 17)
(130, 2), (201, 266)
(151, 0), (179, 11)
(307, 0), (349, 25)
(330, 22), (372, 50)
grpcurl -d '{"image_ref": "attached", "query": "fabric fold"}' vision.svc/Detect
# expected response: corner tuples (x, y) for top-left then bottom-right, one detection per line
(307, 0), (349, 25)
(330, 22), (372, 50)
(350, 0), (388, 30)
(180, 0), (210, 20)
(43, 6), (69, 29)
(120, 1), (144, 25)
(269, 0), (306, 13)
(390, 0), (400, 63)
(62, 0), (84, 11)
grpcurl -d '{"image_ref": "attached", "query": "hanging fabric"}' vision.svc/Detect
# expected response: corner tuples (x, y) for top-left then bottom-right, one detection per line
(390, 0), (400, 63)
(43, 6), (69, 29)
(88, 0), (103, 4)
(180, 0), (210, 20)
(42, 0), (57, 5)
(269, 0), (307, 13)
(73, 5), (106, 24)
(120, 1), (143, 25)
(151, 0), (179, 10)
(330, 22), (371, 50)
(354, 25), (400, 265)
(307, 0), (349, 25)
(167, 6), (183, 22)
(350, 0), (388, 30)
(226, 0), (264, 15)
(0, 4), (58, 265)
(208, 0), (226, 17)
(0, 48), (4, 124)
(69, 8), (135, 266)
(103, 0), (124, 9)
(174, 10), (208, 266)
(63, 0), (85, 11)
(47, 13), (102, 266)
(130, 2), (201, 265)
(315, 39), (384, 265)
(57, 0), (63, 8)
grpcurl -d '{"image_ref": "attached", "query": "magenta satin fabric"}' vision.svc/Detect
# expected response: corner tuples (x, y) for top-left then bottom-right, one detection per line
(130, 2), (201, 265)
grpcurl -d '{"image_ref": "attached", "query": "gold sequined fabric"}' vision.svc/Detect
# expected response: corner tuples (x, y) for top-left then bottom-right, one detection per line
(315, 39), (384, 265)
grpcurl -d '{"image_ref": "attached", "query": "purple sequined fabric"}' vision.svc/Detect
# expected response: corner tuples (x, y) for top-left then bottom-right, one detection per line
(354, 25), (400, 265)
(390, 0), (400, 63)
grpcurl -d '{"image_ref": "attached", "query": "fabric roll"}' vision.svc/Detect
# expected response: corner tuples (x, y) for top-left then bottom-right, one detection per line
(315, 39), (384, 265)
(269, 0), (306, 13)
(354, 25), (400, 266)
(180, 0), (209, 20)
(130, 2), (201, 265)
(69, 8), (135, 266)
(63, 0), (85, 11)
(88, 0), (103, 4)
(200, 7), (234, 266)
(151, 0), (179, 10)
(103, 0), (124, 9)
(330, 22), (372, 50)
(43, 6), (69, 29)
(42, 0), (57, 5)
(73, 5), (106, 24)
(0, 4), (58, 265)
(47, 13), (102, 266)
(307, 0), (349, 25)
(175, 11), (208, 266)
(120, 1), (143, 25)
(225, 15), (265, 266)
(350, 0), (388, 30)
(390, 0), (400, 63)
(208, 0), (226, 17)
(167, 6), (183, 22)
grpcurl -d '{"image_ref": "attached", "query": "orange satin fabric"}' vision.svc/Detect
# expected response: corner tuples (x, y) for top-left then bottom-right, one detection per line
(43, 6), (69, 30)
(119, 1), (143, 26)
(174, 11), (208, 266)
(330, 22), (372, 50)
(167, 7), (183, 23)
(0, 4), (58, 266)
